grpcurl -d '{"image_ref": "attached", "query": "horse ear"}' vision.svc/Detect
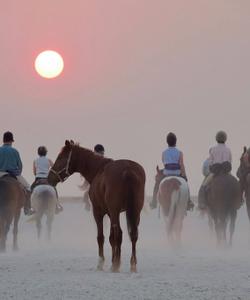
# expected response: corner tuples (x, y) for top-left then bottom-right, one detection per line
(70, 140), (75, 145)
(156, 165), (160, 173)
(244, 146), (247, 153)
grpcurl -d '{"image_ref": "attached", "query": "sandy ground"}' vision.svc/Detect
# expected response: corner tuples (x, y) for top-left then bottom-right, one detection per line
(0, 199), (250, 300)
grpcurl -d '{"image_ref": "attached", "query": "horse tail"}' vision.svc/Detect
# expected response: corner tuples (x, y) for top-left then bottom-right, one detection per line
(167, 189), (180, 234)
(166, 179), (189, 236)
(123, 170), (140, 239)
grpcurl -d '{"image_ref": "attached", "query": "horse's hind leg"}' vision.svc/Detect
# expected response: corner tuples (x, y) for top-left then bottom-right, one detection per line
(129, 223), (138, 273)
(229, 210), (237, 247)
(109, 215), (122, 272)
(36, 213), (43, 240)
(13, 210), (20, 251)
(46, 217), (52, 241)
(93, 212), (105, 270)
(46, 211), (55, 241)
(0, 217), (6, 252)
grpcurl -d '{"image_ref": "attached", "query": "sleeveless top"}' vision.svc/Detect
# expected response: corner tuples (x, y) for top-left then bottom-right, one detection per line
(34, 157), (50, 178)
(162, 147), (181, 176)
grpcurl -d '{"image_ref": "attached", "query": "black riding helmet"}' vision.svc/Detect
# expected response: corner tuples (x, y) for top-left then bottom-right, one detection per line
(166, 132), (177, 147)
(94, 144), (105, 154)
(3, 131), (14, 143)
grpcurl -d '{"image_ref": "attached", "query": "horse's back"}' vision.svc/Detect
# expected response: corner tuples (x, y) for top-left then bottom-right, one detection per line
(158, 177), (189, 215)
(0, 176), (23, 211)
(209, 174), (241, 211)
(159, 177), (189, 201)
(31, 185), (57, 213)
(91, 159), (145, 213)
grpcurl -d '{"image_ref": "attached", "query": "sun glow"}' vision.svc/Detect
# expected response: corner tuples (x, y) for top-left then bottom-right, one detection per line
(35, 50), (64, 79)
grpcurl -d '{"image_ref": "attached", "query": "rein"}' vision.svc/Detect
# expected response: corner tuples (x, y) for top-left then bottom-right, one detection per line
(50, 150), (72, 182)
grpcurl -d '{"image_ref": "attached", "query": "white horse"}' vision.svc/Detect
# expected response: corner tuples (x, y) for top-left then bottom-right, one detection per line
(158, 176), (189, 245)
(30, 185), (57, 240)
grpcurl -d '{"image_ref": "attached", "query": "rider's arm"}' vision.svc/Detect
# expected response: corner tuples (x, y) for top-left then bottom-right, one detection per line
(33, 160), (36, 176)
(229, 149), (232, 163)
(207, 148), (213, 166)
(49, 159), (54, 168)
(161, 151), (165, 166)
(179, 152), (187, 178)
(16, 151), (23, 175)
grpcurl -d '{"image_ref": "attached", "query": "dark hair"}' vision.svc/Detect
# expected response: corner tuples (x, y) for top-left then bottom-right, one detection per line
(3, 131), (14, 143)
(38, 146), (47, 156)
(216, 131), (227, 144)
(94, 144), (105, 154)
(166, 132), (177, 147)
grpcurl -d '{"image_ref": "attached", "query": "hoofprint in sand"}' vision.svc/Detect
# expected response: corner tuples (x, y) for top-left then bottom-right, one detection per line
(0, 199), (250, 300)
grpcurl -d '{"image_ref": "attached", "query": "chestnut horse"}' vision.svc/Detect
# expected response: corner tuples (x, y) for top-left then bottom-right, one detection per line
(237, 147), (250, 223)
(156, 169), (189, 245)
(0, 175), (25, 252)
(48, 140), (145, 272)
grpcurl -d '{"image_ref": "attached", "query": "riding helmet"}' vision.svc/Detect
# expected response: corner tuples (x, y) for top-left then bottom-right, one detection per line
(94, 144), (105, 154)
(3, 131), (14, 143)
(216, 131), (227, 144)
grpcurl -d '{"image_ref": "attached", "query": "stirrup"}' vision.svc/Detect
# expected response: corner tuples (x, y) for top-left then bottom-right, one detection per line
(55, 204), (63, 214)
(187, 200), (194, 211)
(150, 201), (157, 209)
(24, 207), (35, 216)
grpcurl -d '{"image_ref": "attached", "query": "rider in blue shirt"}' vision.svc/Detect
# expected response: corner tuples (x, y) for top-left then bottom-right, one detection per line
(0, 132), (33, 215)
(150, 132), (193, 210)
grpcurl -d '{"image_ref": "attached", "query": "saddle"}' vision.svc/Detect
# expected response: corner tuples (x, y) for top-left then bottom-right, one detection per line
(210, 161), (232, 176)
(35, 178), (49, 185)
(0, 172), (17, 180)
(31, 178), (49, 192)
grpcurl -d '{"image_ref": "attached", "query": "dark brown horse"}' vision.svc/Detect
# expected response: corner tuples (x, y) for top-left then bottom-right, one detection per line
(0, 176), (25, 252)
(48, 140), (145, 272)
(206, 173), (241, 246)
(237, 147), (250, 223)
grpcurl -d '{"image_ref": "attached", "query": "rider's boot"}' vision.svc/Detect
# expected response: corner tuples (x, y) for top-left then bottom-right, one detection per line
(198, 185), (207, 210)
(23, 190), (35, 216)
(150, 181), (160, 209)
(187, 197), (194, 211)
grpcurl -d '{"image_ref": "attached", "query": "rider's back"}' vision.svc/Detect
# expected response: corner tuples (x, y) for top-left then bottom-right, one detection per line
(0, 145), (22, 176)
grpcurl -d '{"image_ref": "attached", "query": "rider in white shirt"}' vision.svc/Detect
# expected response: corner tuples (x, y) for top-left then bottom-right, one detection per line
(31, 146), (63, 213)
(198, 131), (232, 209)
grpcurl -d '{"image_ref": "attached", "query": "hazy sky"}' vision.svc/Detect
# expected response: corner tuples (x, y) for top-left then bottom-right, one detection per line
(1, 1), (250, 196)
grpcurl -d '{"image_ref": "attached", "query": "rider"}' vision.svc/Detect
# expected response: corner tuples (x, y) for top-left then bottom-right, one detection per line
(237, 147), (250, 200)
(150, 132), (193, 210)
(0, 131), (33, 215)
(82, 144), (105, 210)
(198, 131), (232, 210)
(31, 146), (63, 213)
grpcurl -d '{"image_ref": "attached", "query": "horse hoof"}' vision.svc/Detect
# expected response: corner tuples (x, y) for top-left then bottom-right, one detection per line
(110, 265), (120, 273)
(130, 265), (137, 273)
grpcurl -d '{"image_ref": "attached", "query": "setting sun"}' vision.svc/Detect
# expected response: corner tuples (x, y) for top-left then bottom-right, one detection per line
(35, 50), (64, 79)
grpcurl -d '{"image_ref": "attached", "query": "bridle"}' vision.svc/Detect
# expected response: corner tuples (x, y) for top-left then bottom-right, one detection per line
(50, 150), (73, 182)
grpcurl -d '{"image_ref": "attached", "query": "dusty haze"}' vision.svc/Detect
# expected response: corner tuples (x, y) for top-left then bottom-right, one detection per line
(1, 1), (250, 196)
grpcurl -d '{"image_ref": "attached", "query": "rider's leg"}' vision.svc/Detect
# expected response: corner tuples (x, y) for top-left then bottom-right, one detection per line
(54, 187), (63, 214)
(17, 175), (34, 215)
(150, 172), (165, 209)
(198, 174), (214, 210)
